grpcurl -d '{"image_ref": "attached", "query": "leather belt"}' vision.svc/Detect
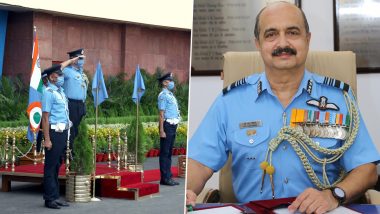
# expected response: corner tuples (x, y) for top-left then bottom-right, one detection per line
(68, 98), (85, 103)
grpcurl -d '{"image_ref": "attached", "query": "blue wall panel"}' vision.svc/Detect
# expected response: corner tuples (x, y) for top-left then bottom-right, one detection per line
(0, 10), (8, 79)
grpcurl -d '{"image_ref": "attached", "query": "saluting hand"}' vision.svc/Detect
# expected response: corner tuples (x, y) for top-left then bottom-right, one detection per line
(44, 139), (52, 150)
(71, 56), (80, 64)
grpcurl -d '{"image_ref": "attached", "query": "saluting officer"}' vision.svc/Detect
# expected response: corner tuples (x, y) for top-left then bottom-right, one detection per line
(41, 64), (71, 209)
(62, 48), (88, 154)
(158, 72), (180, 186)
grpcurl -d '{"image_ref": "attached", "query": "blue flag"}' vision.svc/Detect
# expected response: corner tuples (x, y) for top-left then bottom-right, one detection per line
(92, 62), (108, 107)
(132, 65), (145, 104)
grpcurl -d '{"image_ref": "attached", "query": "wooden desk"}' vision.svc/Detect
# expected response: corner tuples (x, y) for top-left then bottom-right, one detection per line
(195, 203), (380, 213)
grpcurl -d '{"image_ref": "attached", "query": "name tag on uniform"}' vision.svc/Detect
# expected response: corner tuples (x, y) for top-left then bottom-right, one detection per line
(239, 120), (262, 129)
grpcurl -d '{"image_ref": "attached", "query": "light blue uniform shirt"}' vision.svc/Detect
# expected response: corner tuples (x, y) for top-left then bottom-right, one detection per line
(62, 65), (87, 101)
(188, 70), (380, 203)
(158, 88), (180, 119)
(42, 83), (70, 125)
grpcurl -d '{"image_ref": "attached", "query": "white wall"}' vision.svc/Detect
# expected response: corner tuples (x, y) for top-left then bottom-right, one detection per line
(0, 0), (193, 29)
(189, 0), (380, 189)
(188, 76), (223, 189)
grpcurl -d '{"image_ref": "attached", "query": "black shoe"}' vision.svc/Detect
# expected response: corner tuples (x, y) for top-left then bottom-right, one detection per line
(45, 201), (61, 209)
(55, 200), (69, 207)
(160, 179), (177, 186)
(171, 179), (180, 185)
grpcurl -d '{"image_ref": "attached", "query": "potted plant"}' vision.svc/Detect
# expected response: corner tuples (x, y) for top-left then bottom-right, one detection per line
(66, 120), (94, 202)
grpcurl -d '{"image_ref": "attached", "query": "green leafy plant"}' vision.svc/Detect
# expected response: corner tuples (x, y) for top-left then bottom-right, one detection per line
(0, 67), (189, 127)
(71, 120), (94, 175)
(0, 76), (28, 121)
(126, 113), (152, 163)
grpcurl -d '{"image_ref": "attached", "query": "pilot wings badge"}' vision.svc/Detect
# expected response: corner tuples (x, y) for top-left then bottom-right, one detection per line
(306, 96), (339, 111)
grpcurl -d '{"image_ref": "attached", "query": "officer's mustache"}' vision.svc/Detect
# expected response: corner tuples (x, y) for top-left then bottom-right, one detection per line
(272, 47), (297, 56)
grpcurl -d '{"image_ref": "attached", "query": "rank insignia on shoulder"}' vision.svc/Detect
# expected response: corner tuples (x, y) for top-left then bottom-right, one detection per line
(239, 120), (262, 129)
(322, 76), (350, 92)
(223, 77), (247, 95)
(306, 96), (339, 111)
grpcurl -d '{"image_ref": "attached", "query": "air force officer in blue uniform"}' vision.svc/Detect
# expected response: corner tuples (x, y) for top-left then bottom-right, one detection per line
(41, 65), (71, 209)
(62, 48), (88, 154)
(186, 2), (380, 213)
(158, 72), (180, 186)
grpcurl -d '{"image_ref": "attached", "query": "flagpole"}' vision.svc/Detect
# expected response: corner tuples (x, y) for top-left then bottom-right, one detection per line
(91, 84), (101, 202)
(135, 96), (139, 172)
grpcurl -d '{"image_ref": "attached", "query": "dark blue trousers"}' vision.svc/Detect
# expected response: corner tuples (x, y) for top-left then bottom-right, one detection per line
(159, 121), (177, 181)
(43, 129), (68, 202)
(68, 99), (86, 154)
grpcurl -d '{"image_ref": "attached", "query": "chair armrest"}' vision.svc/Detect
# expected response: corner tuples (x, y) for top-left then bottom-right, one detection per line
(196, 188), (220, 203)
(365, 189), (380, 204)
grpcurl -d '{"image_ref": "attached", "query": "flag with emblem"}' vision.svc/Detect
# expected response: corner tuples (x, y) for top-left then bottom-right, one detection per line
(92, 61), (109, 106)
(26, 27), (43, 143)
(132, 64), (145, 104)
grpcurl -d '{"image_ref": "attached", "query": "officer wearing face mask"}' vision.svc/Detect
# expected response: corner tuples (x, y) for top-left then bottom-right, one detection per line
(157, 72), (181, 186)
(41, 64), (71, 209)
(36, 58), (77, 152)
(62, 48), (89, 155)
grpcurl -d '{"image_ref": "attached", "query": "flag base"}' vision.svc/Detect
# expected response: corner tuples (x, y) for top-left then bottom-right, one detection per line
(91, 197), (101, 202)
(128, 164), (143, 172)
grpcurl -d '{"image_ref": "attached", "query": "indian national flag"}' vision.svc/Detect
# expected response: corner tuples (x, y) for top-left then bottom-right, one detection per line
(26, 28), (43, 143)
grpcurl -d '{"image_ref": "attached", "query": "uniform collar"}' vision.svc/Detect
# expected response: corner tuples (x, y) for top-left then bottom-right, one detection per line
(163, 88), (172, 93)
(48, 82), (64, 92)
(255, 70), (316, 101)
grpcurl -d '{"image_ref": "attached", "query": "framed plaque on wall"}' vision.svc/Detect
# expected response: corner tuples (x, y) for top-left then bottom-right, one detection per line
(334, 0), (380, 73)
(191, 0), (301, 76)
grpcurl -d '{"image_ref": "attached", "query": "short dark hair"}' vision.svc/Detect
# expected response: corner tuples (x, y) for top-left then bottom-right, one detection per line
(254, 2), (310, 40)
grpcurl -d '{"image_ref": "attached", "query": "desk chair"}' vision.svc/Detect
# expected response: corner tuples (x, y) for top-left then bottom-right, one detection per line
(197, 51), (359, 203)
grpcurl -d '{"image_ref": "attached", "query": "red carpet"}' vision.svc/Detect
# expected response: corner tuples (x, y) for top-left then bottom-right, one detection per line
(98, 166), (179, 199)
(0, 163), (179, 200)
(143, 166), (178, 182)
(0, 163), (125, 177)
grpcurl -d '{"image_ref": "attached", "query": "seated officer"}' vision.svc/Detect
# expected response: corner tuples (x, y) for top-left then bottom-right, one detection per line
(62, 48), (88, 154)
(41, 64), (71, 209)
(186, 2), (380, 214)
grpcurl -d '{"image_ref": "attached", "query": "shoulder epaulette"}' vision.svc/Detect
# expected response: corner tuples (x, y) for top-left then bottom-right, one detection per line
(45, 87), (53, 93)
(320, 76), (350, 93)
(158, 91), (166, 98)
(222, 77), (247, 95)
